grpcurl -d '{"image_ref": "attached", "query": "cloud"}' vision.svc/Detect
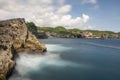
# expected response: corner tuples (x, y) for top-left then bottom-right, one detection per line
(56, 0), (65, 6)
(82, 14), (90, 23)
(81, 0), (97, 4)
(0, 0), (92, 29)
(56, 5), (71, 14)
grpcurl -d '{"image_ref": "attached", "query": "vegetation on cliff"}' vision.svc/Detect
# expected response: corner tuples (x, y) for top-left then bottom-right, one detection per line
(26, 22), (38, 37)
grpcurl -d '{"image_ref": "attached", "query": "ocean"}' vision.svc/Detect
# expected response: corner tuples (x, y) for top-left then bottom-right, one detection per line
(9, 38), (120, 80)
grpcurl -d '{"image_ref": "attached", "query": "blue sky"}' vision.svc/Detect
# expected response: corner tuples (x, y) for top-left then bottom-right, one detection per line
(65, 0), (120, 32)
(0, 0), (120, 32)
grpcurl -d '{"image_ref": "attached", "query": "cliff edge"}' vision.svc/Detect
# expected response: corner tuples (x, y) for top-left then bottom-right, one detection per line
(0, 18), (46, 80)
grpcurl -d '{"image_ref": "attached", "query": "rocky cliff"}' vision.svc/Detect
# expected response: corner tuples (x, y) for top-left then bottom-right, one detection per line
(0, 18), (46, 80)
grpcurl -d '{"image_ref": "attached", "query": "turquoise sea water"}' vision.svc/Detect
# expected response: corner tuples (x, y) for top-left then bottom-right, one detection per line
(9, 38), (120, 80)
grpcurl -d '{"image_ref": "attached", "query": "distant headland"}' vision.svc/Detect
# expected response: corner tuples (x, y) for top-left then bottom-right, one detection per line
(26, 22), (120, 39)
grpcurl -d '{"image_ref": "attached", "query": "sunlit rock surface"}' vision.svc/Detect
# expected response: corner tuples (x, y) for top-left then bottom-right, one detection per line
(0, 18), (46, 80)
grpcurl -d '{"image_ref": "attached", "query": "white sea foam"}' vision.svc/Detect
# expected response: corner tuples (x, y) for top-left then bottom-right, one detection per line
(46, 44), (72, 52)
(9, 44), (80, 80)
(15, 52), (80, 76)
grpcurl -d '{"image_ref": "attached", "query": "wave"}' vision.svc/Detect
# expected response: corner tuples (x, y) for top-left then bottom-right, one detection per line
(9, 44), (79, 80)
(9, 53), (79, 80)
(46, 44), (72, 52)
(9, 44), (96, 80)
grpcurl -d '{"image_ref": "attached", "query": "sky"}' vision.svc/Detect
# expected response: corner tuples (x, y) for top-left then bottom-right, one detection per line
(0, 0), (120, 32)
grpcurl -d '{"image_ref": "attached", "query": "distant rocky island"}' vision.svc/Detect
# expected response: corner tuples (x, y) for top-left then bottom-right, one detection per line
(0, 18), (46, 80)
(26, 22), (120, 39)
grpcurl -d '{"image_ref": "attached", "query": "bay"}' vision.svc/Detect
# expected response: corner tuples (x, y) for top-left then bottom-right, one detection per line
(9, 38), (120, 80)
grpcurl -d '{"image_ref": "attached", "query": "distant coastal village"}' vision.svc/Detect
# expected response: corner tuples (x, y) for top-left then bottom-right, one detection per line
(27, 22), (120, 39)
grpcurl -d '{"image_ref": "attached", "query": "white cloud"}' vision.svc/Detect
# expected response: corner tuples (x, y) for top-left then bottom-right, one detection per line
(57, 0), (65, 6)
(0, 0), (92, 29)
(82, 14), (90, 23)
(82, 0), (97, 4)
(56, 5), (71, 14)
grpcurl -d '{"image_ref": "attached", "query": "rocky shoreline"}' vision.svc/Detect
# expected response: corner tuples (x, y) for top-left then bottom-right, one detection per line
(38, 31), (120, 39)
(36, 27), (120, 39)
(0, 18), (47, 80)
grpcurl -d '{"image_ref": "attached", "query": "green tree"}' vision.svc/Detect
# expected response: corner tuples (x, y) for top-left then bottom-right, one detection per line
(26, 22), (37, 31)
(53, 26), (69, 34)
(26, 22), (38, 36)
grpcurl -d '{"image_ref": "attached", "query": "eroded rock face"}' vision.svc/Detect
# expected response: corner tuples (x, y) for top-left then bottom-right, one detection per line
(0, 18), (46, 80)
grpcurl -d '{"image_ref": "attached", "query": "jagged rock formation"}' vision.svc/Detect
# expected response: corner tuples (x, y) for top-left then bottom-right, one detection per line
(0, 18), (46, 80)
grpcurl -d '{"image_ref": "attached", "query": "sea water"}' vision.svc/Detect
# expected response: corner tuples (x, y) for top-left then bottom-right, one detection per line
(9, 38), (120, 80)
